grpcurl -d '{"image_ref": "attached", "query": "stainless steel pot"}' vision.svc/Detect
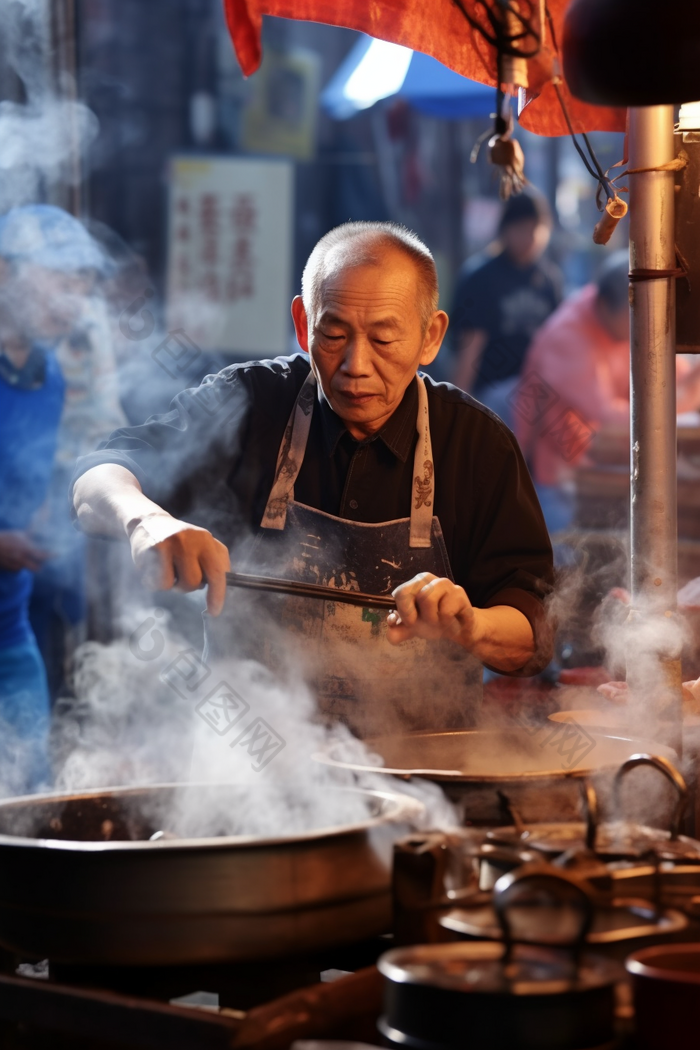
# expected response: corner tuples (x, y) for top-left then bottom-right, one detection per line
(379, 866), (619, 1050)
(0, 783), (422, 966)
(316, 728), (678, 823)
(488, 754), (699, 862)
(626, 943), (700, 1050)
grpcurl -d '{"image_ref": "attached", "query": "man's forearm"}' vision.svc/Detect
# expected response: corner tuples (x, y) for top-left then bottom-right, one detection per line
(461, 604), (535, 672)
(73, 464), (170, 539)
(74, 463), (231, 615)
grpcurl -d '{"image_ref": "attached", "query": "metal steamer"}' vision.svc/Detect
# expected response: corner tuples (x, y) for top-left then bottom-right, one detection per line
(393, 756), (700, 963)
(0, 783), (422, 966)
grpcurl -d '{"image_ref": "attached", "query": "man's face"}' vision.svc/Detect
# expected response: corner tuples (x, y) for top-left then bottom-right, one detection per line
(292, 249), (447, 439)
(501, 219), (550, 267)
(0, 263), (95, 342)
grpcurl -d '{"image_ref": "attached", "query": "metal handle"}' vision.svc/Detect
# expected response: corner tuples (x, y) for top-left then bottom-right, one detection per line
(498, 781), (599, 850)
(580, 777), (599, 851)
(493, 862), (593, 967)
(613, 753), (688, 840)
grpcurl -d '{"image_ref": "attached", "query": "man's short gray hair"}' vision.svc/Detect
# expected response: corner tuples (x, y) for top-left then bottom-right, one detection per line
(301, 221), (439, 330)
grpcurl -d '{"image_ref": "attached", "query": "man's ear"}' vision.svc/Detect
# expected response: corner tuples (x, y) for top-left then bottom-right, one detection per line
(291, 296), (309, 354)
(419, 310), (449, 367)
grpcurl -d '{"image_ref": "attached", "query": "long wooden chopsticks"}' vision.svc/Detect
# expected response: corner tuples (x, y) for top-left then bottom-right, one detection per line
(226, 571), (395, 610)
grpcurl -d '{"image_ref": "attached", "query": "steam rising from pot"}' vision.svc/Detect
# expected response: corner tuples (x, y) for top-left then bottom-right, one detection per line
(41, 601), (456, 837)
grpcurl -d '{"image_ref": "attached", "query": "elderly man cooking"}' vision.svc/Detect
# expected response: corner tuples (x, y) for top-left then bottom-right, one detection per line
(72, 222), (553, 734)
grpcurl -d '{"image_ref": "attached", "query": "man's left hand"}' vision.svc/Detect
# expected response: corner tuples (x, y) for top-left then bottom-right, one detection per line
(387, 573), (474, 645)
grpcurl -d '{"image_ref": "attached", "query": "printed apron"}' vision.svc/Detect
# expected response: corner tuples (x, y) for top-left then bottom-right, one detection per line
(204, 372), (482, 737)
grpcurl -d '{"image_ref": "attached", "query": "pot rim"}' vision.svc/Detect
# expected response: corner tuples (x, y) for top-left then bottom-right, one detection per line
(0, 782), (423, 853)
(314, 729), (677, 781)
(626, 942), (700, 984)
(378, 940), (618, 993)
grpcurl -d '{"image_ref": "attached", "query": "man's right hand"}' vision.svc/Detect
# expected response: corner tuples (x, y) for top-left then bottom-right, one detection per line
(128, 514), (231, 616)
(73, 465), (231, 615)
(0, 531), (52, 573)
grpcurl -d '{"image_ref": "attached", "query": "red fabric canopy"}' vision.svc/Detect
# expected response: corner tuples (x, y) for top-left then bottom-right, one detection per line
(223, 0), (626, 136)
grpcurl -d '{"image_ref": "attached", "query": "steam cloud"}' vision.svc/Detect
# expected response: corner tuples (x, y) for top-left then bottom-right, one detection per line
(1, 0), (99, 212)
(0, 98), (98, 214)
(40, 599), (457, 837)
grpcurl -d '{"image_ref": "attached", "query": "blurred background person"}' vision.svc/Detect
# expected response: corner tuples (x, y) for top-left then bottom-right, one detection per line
(514, 251), (700, 534)
(0, 205), (103, 791)
(449, 189), (563, 426)
(26, 212), (125, 704)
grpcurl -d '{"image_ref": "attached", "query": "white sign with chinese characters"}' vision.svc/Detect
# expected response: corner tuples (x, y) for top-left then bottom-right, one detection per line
(165, 156), (294, 355)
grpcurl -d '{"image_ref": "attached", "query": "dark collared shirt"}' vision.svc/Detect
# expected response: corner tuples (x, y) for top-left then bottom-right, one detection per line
(72, 354), (554, 672)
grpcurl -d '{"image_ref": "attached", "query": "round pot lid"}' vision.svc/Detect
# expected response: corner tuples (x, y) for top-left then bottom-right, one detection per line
(378, 941), (617, 996)
(440, 897), (687, 946)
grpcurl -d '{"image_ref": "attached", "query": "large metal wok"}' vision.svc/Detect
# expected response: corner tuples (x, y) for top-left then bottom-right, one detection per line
(316, 728), (678, 824)
(0, 783), (421, 966)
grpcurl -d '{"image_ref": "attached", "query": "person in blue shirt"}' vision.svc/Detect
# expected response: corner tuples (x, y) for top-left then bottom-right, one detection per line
(0, 205), (104, 793)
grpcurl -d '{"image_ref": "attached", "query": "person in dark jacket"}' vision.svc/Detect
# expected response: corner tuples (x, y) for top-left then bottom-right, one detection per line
(71, 222), (554, 734)
(450, 191), (563, 428)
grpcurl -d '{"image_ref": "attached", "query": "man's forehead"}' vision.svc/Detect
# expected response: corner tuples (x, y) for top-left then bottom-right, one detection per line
(318, 258), (418, 309)
(318, 288), (409, 312)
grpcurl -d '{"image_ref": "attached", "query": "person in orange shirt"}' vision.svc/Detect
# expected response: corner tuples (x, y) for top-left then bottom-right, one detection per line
(512, 252), (700, 533)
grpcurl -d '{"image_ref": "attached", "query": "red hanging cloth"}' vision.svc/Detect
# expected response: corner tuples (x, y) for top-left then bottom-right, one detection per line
(223, 0), (626, 136)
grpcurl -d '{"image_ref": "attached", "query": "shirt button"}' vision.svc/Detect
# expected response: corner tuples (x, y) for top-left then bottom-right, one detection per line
(349, 499), (359, 510)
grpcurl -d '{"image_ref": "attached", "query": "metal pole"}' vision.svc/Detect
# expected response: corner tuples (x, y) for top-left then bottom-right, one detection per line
(50, 0), (82, 217)
(627, 105), (682, 755)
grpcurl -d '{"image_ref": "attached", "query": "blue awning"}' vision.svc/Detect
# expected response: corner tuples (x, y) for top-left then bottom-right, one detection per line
(321, 36), (495, 121)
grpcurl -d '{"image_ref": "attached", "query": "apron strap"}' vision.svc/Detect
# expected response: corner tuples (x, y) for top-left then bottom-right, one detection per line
(409, 375), (434, 549)
(260, 370), (317, 530)
(261, 370), (436, 548)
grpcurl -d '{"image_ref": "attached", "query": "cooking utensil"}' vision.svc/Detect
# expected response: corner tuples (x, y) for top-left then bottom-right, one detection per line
(379, 865), (618, 1050)
(0, 783), (422, 966)
(440, 895), (687, 950)
(487, 778), (599, 858)
(612, 753), (689, 850)
(315, 729), (678, 824)
(226, 571), (395, 609)
(550, 707), (700, 731)
(626, 943), (700, 1050)
(486, 754), (700, 863)
(441, 761), (693, 957)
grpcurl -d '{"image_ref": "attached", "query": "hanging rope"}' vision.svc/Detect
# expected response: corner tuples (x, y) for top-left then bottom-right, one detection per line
(541, 5), (634, 243)
(544, 7), (617, 205)
(451, 0), (542, 58)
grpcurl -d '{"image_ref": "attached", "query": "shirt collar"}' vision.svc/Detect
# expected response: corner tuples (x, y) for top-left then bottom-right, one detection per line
(317, 376), (419, 463)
